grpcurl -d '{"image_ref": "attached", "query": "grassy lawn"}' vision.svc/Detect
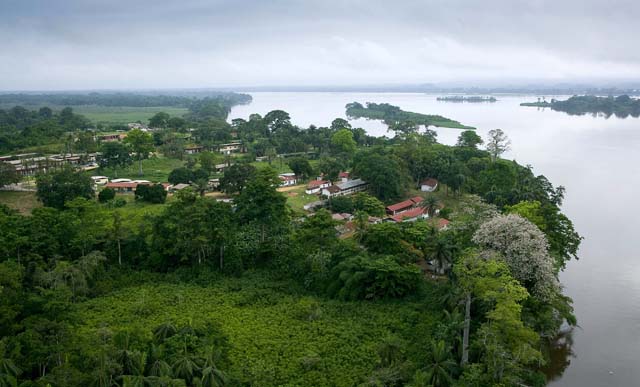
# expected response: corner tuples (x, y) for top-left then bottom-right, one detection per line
(251, 159), (294, 174)
(73, 106), (190, 125)
(74, 272), (437, 386)
(280, 184), (319, 213)
(99, 156), (186, 182)
(0, 191), (41, 214)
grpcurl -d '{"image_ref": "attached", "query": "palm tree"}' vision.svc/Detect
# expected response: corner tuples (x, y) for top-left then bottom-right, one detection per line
(172, 341), (198, 384)
(0, 355), (21, 387)
(420, 196), (440, 218)
(353, 210), (369, 242)
(423, 341), (456, 387)
(153, 322), (177, 343)
(196, 346), (227, 387)
(426, 237), (456, 275)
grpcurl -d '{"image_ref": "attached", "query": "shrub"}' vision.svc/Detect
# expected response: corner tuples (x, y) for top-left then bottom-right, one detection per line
(328, 255), (422, 300)
(98, 187), (116, 202)
(135, 184), (167, 204)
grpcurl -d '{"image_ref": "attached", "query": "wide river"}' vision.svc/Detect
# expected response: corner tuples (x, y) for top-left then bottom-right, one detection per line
(230, 92), (640, 386)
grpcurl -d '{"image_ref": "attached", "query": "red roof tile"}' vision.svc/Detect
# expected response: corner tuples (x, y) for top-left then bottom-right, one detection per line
(307, 180), (329, 188)
(391, 207), (425, 222)
(387, 196), (423, 212)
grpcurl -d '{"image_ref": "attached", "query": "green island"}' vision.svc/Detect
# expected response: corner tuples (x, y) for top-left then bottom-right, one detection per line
(436, 96), (497, 103)
(521, 95), (640, 118)
(0, 95), (581, 386)
(345, 101), (475, 130)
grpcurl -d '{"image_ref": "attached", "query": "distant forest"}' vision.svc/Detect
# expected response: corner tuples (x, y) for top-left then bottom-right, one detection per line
(521, 95), (640, 118)
(0, 92), (252, 109)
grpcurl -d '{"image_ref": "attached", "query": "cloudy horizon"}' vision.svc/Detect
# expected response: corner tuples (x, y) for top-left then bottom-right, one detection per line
(2, 0), (639, 91)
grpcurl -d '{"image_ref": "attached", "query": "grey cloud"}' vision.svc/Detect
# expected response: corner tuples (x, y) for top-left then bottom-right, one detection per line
(1, 0), (639, 90)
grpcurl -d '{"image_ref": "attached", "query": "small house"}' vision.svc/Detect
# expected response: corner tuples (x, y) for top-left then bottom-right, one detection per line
(420, 178), (439, 192)
(305, 180), (331, 194)
(184, 145), (204, 155)
(105, 181), (151, 193)
(279, 174), (298, 187)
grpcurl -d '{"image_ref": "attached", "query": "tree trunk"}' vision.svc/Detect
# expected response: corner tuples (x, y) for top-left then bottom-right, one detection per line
(462, 292), (471, 365)
(219, 244), (224, 271)
(117, 239), (122, 266)
(138, 158), (143, 176)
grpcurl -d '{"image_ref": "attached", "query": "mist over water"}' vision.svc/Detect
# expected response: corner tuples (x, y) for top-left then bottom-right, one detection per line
(231, 92), (640, 386)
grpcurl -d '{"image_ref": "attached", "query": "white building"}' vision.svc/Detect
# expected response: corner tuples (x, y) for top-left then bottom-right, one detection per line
(305, 180), (332, 194)
(420, 178), (439, 192)
(279, 174), (297, 186)
(321, 178), (368, 197)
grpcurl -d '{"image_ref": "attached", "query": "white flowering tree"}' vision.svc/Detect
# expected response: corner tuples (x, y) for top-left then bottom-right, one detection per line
(472, 214), (558, 300)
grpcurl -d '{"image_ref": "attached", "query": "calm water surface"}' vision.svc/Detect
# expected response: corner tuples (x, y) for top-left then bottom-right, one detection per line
(230, 92), (640, 386)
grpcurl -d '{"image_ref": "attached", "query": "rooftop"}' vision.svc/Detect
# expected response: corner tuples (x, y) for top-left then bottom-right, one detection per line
(391, 207), (425, 222)
(336, 178), (367, 190)
(421, 178), (438, 187)
(386, 196), (423, 212)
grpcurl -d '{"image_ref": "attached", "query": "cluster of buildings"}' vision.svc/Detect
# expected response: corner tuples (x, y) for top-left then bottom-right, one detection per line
(300, 171), (446, 226)
(0, 153), (99, 176)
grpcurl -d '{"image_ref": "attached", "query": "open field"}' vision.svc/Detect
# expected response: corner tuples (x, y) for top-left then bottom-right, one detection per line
(0, 191), (41, 214)
(72, 106), (190, 125)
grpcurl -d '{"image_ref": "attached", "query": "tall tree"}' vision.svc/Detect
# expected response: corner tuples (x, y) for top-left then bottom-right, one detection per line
(0, 163), (20, 188)
(36, 167), (94, 209)
(235, 167), (288, 243)
(485, 129), (510, 162)
(124, 129), (154, 176)
(472, 214), (558, 300)
(149, 112), (171, 128)
(98, 142), (132, 178)
(456, 130), (483, 149)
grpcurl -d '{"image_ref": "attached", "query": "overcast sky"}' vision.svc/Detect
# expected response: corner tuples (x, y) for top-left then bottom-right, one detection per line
(1, 0), (639, 90)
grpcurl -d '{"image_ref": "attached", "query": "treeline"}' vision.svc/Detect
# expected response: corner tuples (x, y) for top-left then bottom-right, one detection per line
(345, 101), (475, 129)
(521, 95), (640, 118)
(0, 106), (91, 152)
(0, 92), (252, 109)
(0, 92), (252, 153)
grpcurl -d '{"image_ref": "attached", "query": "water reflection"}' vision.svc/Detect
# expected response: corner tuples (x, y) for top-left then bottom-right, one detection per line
(543, 328), (576, 382)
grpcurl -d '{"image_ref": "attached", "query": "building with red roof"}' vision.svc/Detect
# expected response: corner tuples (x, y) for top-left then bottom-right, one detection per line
(305, 179), (331, 194)
(389, 207), (427, 222)
(386, 196), (423, 215)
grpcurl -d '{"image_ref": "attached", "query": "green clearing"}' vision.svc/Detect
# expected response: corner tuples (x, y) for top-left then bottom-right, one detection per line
(74, 272), (438, 386)
(99, 156), (186, 182)
(72, 106), (190, 125)
(0, 190), (41, 214)
(282, 185), (320, 213)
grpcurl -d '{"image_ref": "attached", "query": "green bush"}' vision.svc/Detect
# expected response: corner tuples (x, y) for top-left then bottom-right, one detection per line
(135, 184), (167, 204)
(98, 187), (116, 202)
